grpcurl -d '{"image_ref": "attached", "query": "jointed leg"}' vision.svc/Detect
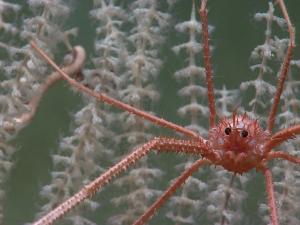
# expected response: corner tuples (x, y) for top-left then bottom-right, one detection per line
(267, 0), (295, 132)
(262, 166), (279, 225)
(30, 41), (202, 140)
(266, 151), (300, 165)
(132, 159), (209, 225)
(199, 0), (216, 128)
(32, 138), (213, 225)
(264, 124), (300, 151)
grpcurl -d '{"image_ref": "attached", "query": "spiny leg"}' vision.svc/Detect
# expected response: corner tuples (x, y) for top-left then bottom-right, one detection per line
(132, 159), (210, 225)
(267, 0), (295, 132)
(199, 0), (216, 128)
(261, 166), (279, 225)
(264, 124), (300, 151)
(32, 137), (213, 225)
(266, 151), (300, 165)
(30, 41), (202, 140)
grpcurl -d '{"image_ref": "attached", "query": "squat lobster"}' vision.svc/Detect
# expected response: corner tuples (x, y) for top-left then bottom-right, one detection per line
(30, 0), (299, 224)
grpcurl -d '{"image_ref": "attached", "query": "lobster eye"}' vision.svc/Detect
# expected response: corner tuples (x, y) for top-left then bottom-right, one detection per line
(224, 127), (231, 135)
(241, 130), (248, 138)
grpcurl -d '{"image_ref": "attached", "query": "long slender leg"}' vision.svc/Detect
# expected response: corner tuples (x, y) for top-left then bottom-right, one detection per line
(199, 0), (216, 128)
(32, 138), (213, 225)
(30, 41), (202, 140)
(262, 166), (279, 225)
(266, 151), (300, 165)
(267, 0), (295, 132)
(132, 159), (209, 225)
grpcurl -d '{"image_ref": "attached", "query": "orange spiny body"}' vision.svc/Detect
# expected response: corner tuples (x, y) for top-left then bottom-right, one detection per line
(209, 113), (270, 173)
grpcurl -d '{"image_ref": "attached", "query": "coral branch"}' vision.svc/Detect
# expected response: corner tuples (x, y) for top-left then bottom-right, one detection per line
(3, 46), (86, 132)
(220, 174), (236, 225)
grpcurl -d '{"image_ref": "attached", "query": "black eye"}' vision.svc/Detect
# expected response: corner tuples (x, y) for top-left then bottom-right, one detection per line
(224, 127), (231, 135)
(241, 130), (248, 138)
